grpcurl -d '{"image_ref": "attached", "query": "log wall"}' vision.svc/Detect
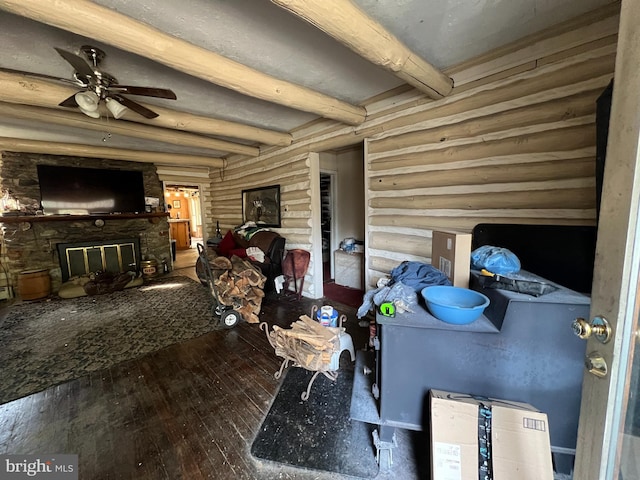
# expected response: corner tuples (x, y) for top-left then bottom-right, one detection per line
(209, 4), (619, 296)
(209, 151), (317, 297)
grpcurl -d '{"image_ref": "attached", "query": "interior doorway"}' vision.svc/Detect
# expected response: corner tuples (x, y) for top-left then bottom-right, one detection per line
(163, 183), (203, 270)
(317, 145), (366, 308)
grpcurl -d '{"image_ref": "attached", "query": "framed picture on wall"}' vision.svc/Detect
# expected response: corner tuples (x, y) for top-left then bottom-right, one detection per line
(172, 200), (181, 209)
(242, 185), (281, 227)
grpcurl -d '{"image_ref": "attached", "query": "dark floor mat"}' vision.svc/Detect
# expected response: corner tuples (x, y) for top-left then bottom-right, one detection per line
(323, 281), (365, 309)
(251, 366), (379, 478)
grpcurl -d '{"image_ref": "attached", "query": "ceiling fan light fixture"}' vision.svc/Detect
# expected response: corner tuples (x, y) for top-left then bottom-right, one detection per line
(74, 91), (99, 112)
(78, 107), (100, 119)
(105, 97), (128, 119)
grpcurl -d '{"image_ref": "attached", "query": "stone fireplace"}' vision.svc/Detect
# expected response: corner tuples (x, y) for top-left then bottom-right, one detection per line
(0, 152), (172, 296)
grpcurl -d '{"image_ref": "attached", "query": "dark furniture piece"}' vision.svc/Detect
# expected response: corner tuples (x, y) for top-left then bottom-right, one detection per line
(472, 223), (597, 294)
(246, 231), (286, 291)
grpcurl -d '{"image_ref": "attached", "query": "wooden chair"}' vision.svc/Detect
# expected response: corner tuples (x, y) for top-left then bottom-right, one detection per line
(281, 249), (310, 300)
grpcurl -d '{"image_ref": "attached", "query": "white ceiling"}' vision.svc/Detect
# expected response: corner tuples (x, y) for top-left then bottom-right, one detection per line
(0, 0), (613, 160)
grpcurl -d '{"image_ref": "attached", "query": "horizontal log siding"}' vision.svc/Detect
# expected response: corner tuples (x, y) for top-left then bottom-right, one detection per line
(209, 6), (618, 295)
(210, 154), (311, 238)
(365, 40), (616, 287)
(209, 153), (316, 296)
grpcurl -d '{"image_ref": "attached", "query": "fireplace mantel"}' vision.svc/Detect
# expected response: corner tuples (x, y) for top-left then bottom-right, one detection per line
(0, 212), (168, 224)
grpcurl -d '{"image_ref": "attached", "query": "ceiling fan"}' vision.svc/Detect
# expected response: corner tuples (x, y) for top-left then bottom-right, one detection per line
(0, 45), (177, 119)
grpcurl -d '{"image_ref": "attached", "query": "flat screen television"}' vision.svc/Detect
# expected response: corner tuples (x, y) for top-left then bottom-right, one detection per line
(37, 165), (146, 215)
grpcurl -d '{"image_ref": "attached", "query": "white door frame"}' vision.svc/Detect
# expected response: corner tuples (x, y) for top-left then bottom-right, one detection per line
(309, 152), (324, 299)
(162, 181), (207, 245)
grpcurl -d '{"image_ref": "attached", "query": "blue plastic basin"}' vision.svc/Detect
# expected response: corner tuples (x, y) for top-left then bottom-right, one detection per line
(421, 286), (490, 325)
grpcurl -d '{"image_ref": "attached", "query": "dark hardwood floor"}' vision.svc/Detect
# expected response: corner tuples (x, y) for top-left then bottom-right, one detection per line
(0, 265), (423, 479)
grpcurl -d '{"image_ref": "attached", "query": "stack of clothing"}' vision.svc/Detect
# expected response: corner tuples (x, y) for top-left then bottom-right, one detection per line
(357, 261), (451, 318)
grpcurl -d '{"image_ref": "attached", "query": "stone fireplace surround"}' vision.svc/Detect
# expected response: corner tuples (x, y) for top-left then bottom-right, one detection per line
(0, 152), (172, 295)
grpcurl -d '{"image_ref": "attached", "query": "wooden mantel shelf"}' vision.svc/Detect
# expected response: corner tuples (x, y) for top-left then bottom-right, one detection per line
(0, 212), (169, 224)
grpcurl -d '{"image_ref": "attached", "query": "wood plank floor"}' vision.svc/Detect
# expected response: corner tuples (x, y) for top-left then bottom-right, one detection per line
(0, 263), (423, 479)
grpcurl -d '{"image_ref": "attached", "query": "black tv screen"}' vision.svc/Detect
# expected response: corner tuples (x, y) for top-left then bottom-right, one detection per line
(37, 165), (146, 215)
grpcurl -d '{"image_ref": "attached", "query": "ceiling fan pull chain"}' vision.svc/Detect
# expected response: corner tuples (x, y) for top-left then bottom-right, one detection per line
(102, 114), (112, 142)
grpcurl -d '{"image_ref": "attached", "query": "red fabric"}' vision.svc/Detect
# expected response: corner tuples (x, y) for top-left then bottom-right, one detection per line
(229, 248), (247, 258)
(282, 249), (310, 277)
(217, 230), (236, 257)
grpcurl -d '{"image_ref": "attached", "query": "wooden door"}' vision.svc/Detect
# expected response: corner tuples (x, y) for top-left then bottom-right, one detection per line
(574, 1), (640, 478)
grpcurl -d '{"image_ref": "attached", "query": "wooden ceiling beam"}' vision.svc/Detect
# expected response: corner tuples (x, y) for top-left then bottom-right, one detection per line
(0, 137), (224, 168)
(0, 71), (291, 147)
(0, 0), (367, 125)
(128, 104), (290, 147)
(271, 0), (453, 99)
(0, 102), (259, 157)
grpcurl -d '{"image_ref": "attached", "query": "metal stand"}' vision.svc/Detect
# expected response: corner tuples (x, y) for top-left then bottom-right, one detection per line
(373, 429), (397, 470)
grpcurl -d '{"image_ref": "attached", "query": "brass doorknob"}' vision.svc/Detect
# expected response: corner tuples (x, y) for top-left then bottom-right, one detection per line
(572, 316), (612, 344)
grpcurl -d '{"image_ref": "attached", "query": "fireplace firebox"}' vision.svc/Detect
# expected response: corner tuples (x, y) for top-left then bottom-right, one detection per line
(57, 238), (141, 281)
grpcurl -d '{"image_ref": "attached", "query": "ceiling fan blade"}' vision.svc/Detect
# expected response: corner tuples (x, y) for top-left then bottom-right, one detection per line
(0, 66), (82, 86)
(109, 85), (177, 100)
(54, 48), (95, 78)
(111, 94), (159, 119)
(58, 94), (79, 108)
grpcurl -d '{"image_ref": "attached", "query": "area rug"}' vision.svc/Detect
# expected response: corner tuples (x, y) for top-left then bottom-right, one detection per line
(251, 365), (379, 478)
(0, 276), (219, 405)
(323, 281), (365, 309)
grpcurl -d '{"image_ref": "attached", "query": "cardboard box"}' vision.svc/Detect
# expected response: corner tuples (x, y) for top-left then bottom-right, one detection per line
(430, 389), (553, 480)
(431, 230), (472, 288)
